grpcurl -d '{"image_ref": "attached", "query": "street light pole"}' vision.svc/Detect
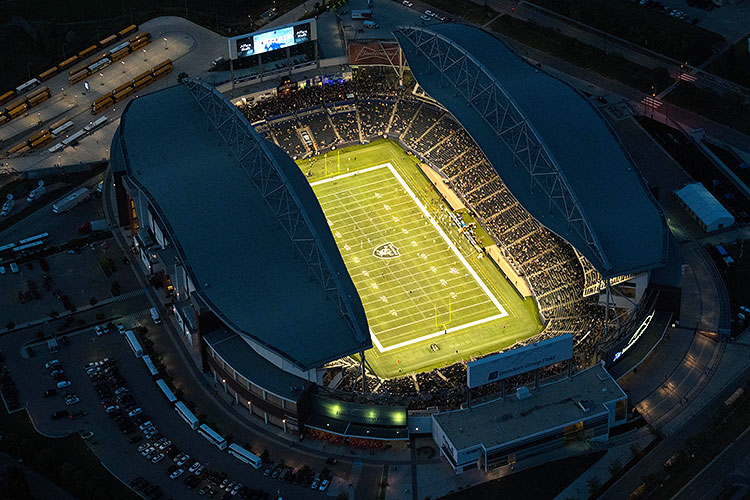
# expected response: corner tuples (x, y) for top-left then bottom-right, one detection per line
(163, 37), (168, 50)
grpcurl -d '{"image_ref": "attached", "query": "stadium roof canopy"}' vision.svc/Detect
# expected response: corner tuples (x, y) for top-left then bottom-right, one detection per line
(113, 82), (371, 370)
(394, 24), (668, 278)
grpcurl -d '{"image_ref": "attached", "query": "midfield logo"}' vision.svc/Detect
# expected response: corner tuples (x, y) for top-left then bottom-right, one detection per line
(373, 242), (400, 259)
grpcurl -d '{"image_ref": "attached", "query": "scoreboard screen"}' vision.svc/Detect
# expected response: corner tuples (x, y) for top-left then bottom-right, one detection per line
(231, 20), (315, 59)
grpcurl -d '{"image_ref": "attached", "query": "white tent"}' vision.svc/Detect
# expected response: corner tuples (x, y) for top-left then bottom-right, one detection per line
(674, 182), (734, 232)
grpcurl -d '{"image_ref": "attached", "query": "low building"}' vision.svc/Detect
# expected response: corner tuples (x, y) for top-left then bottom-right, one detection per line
(674, 182), (734, 233)
(432, 363), (627, 474)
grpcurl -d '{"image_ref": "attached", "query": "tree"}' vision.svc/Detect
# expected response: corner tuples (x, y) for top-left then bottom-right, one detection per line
(89, 296), (98, 306)
(586, 475), (601, 495)
(5, 465), (31, 499)
(35, 447), (56, 474)
(5, 321), (14, 330)
(177, 72), (189, 83)
(608, 457), (623, 475)
(49, 310), (59, 319)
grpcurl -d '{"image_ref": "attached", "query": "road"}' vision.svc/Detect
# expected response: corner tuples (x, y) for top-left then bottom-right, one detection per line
(675, 426), (750, 500)
(599, 365), (750, 500)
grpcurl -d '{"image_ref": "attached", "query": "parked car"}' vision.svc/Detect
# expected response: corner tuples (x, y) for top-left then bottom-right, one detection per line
(51, 410), (69, 420)
(319, 479), (330, 491)
(170, 468), (184, 479)
(94, 325), (104, 336)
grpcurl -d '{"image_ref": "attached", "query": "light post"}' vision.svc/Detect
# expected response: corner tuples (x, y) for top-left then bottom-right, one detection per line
(99, 72), (104, 85)
(163, 37), (168, 50)
(143, 48), (147, 62)
(74, 94), (78, 106)
(121, 60), (126, 73)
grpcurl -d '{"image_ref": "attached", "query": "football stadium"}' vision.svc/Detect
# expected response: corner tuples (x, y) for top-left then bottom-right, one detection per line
(111, 22), (681, 471)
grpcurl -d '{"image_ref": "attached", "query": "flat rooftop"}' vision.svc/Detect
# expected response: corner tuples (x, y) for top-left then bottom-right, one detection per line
(116, 84), (370, 370)
(433, 364), (625, 452)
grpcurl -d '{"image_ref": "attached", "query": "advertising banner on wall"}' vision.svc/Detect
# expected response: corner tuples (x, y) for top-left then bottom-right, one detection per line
(466, 334), (573, 389)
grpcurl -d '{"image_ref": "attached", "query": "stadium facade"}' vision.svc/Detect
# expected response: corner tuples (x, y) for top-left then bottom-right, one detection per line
(109, 22), (682, 472)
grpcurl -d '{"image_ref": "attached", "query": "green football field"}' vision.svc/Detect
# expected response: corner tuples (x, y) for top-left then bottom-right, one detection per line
(298, 140), (543, 378)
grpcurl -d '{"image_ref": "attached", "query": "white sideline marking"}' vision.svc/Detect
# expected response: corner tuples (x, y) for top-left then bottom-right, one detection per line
(310, 163), (389, 186)
(315, 162), (509, 353)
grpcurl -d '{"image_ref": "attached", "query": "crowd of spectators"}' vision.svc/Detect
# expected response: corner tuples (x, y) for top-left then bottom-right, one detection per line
(238, 73), (610, 408)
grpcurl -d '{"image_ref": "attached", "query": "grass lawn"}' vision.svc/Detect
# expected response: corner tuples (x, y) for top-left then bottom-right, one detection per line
(0, 405), (138, 500)
(298, 140), (542, 378)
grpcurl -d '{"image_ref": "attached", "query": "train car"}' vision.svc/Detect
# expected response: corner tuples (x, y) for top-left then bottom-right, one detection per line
(0, 90), (15, 107)
(151, 59), (172, 73)
(27, 93), (50, 107)
(8, 142), (29, 154)
(91, 97), (113, 115)
(7, 103), (28, 119)
(110, 47), (130, 62)
(108, 41), (131, 55)
(68, 70), (88, 85)
(87, 57), (111, 73)
(78, 45), (99, 59)
(84, 116), (107, 132)
(130, 32), (152, 44)
(28, 129), (50, 143)
(112, 86), (133, 102)
(99, 34), (118, 48)
(49, 118), (69, 131)
(58, 55), (80, 70)
(133, 74), (153, 90)
(68, 63), (89, 77)
(111, 82), (133, 96)
(38, 67), (59, 82)
(118, 24), (138, 39)
(30, 133), (52, 149)
(15, 79), (40, 95)
(51, 121), (74, 136)
(26, 87), (50, 100)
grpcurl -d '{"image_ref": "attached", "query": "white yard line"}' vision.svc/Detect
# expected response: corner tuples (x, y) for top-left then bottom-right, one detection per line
(371, 313), (508, 352)
(310, 163), (389, 186)
(315, 162), (509, 353)
(384, 162), (507, 316)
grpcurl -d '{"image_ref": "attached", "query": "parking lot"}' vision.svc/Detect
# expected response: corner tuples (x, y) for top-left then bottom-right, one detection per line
(4, 316), (345, 499)
(0, 236), (142, 329)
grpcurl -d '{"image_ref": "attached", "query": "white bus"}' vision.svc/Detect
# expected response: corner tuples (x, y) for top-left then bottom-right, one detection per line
(228, 443), (262, 469)
(124, 330), (143, 358)
(155, 379), (177, 406)
(198, 424), (227, 450)
(174, 401), (199, 430)
(142, 354), (159, 378)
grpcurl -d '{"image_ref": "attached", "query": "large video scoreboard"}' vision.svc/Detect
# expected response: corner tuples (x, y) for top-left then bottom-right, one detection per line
(228, 19), (317, 60)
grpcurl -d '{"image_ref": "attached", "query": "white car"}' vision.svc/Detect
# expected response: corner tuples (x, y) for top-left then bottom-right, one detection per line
(137, 443), (150, 452)
(94, 325), (103, 336)
(128, 408), (142, 417)
(65, 396), (80, 405)
(402, 0), (413, 6)
(421, 14), (431, 21)
(9, 262), (19, 273)
(170, 468), (184, 479)
(189, 462), (201, 474)
(319, 479), (330, 491)
(117, 324), (126, 334)
(176, 454), (189, 466)
(151, 453), (165, 464)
